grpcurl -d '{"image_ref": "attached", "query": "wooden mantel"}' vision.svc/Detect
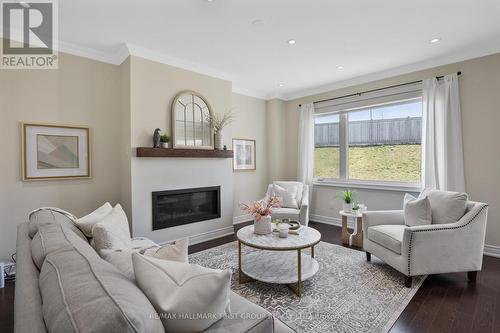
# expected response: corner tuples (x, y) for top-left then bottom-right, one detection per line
(136, 147), (233, 158)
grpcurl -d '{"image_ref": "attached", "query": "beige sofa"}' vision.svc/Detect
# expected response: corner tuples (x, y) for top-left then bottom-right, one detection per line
(15, 211), (295, 333)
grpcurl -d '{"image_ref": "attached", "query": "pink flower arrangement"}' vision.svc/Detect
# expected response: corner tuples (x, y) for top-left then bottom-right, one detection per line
(240, 196), (282, 221)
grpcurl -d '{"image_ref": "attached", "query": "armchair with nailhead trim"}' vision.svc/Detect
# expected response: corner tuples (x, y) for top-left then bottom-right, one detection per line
(362, 199), (488, 287)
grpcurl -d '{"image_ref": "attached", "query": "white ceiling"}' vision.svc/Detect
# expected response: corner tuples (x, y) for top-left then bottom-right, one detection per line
(57, 0), (500, 100)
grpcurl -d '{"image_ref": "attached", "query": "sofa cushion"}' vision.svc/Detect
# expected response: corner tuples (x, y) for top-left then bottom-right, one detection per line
(28, 207), (86, 241)
(31, 223), (99, 270)
(132, 253), (231, 333)
(403, 193), (431, 227)
(39, 248), (164, 333)
(142, 238), (189, 263)
(76, 202), (113, 238)
(274, 181), (304, 206)
(427, 190), (468, 224)
(92, 204), (132, 254)
(271, 207), (300, 221)
(203, 292), (273, 333)
(368, 225), (406, 255)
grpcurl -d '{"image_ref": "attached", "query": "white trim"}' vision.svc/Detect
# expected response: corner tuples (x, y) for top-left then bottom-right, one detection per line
(313, 180), (421, 193)
(233, 214), (253, 225)
(484, 244), (500, 258)
(283, 43), (500, 101)
(157, 225), (234, 247)
(310, 214), (354, 228)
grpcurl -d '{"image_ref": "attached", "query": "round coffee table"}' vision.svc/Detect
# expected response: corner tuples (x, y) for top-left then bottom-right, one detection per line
(236, 225), (321, 297)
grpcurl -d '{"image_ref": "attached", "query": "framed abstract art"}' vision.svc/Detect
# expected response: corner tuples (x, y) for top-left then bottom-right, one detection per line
(22, 123), (91, 180)
(232, 138), (256, 171)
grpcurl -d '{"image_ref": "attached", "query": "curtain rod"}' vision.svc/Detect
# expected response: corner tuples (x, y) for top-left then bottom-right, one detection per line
(298, 71), (461, 107)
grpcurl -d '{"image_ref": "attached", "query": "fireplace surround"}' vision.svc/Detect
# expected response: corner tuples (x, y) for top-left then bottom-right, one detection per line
(152, 186), (221, 230)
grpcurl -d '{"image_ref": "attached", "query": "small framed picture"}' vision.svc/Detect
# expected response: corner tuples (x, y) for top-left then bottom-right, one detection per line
(22, 123), (91, 180)
(232, 138), (256, 171)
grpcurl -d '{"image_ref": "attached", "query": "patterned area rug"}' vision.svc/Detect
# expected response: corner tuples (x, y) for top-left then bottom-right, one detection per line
(189, 241), (425, 333)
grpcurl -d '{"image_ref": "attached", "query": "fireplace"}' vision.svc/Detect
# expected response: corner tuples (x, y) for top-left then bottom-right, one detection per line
(152, 186), (221, 230)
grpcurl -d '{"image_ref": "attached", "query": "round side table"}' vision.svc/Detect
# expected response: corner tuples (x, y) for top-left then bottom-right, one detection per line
(339, 210), (364, 247)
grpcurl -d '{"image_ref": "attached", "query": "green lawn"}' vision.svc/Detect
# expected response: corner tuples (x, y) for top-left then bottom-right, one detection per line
(314, 145), (421, 182)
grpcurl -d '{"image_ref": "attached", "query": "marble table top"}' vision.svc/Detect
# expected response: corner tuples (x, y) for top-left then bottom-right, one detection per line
(237, 225), (321, 250)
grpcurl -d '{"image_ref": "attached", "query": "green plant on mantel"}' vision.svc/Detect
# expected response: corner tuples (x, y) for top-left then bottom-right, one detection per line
(160, 134), (170, 143)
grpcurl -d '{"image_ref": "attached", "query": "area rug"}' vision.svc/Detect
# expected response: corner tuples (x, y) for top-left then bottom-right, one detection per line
(189, 241), (425, 333)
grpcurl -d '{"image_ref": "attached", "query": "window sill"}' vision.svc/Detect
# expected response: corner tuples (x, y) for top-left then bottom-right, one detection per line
(313, 179), (421, 193)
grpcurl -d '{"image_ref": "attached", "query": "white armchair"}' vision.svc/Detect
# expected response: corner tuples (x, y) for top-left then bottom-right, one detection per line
(262, 181), (309, 226)
(362, 199), (488, 287)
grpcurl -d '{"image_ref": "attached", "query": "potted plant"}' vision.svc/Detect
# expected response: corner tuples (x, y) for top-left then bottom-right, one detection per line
(205, 109), (234, 150)
(240, 196), (281, 235)
(341, 189), (354, 213)
(160, 134), (170, 148)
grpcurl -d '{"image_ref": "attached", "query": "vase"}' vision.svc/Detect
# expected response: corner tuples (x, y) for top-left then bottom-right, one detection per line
(160, 142), (169, 148)
(254, 216), (272, 235)
(343, 202), (353, 213)
(214, 133), (223, 150)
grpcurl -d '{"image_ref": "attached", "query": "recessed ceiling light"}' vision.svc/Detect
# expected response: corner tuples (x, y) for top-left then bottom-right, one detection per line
(430, 38), (441, 43)
(206, 0), (215, 2)
(278, 83), (284, 87)
(287, 39), (296, 45)
(336, 65), (344, 70)
(251, 19), (264, 27)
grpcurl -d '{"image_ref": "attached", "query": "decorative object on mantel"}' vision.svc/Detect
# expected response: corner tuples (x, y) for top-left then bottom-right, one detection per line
(159, 134), (170, 148)
(240, 196), (281, 235)
(22, 123), (91, 181)
(153, 128), (161, 148)
(206, 109), (234, 150)
(340, 189), (354, 213)
(232, 138), (256, 171)
(172, 91), (214, 150)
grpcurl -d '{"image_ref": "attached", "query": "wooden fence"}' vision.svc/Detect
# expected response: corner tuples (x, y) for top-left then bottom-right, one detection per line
(315, 117), (421, 147)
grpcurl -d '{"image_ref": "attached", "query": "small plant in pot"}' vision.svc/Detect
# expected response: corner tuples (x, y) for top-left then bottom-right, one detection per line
(240, 196), (281, 235)
(341, 189), (354, 213)
(160, 134), (170, 148)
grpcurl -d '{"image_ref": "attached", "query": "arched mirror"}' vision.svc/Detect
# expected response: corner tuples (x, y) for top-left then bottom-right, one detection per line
(172, 91), (213, 149)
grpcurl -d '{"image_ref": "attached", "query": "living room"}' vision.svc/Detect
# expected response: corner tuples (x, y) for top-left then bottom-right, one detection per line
(1, 1), (499, 333)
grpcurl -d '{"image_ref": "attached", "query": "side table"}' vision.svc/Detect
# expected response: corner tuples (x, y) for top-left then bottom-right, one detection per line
(339, 210), (364, 248)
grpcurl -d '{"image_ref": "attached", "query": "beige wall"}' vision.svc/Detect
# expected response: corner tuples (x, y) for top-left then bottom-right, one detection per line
(0, 52), (123, 259)
(231, 93), (269, 221)
(286, 53), (500, 248)
(266, 99), (287, 182)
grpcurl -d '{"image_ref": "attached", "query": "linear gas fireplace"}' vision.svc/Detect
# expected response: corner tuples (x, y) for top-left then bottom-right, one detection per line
(152, 186), (221, 230)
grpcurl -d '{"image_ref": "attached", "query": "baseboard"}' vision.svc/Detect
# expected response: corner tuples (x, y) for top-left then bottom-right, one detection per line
(484, 244), (500, 258)
(310, 214), (354, 228)
(157, 226), (235, 247)
(311, 214), (500, 259)
(233, 214), (253, 225)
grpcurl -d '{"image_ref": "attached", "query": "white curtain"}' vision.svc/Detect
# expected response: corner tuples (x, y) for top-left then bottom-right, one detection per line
(297, 103), (315, 186)
(422, 73), (465, 192)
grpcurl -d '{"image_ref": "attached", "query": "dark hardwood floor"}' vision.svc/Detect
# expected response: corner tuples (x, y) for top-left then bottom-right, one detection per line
(2, 221), (499, 332)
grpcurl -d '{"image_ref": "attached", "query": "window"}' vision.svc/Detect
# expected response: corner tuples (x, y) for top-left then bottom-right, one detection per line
(314, 89), (423, 186)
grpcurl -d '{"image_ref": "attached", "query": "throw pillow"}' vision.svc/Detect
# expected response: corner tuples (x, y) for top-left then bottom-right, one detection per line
(274, 181), (304, 206)
(76, 202), (113, 238)
(142, 238), (189, 263)
(272, 184), (299, 209)
(132, 253), (231, 333)
(92, 204), (132, 254)
(427, 190), (468, 224)
(403, 193), (432, 227)
(100, 249), (136, 282)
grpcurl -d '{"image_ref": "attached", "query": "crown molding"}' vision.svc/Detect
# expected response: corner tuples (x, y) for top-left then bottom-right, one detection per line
(282, 42), (500, 101)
